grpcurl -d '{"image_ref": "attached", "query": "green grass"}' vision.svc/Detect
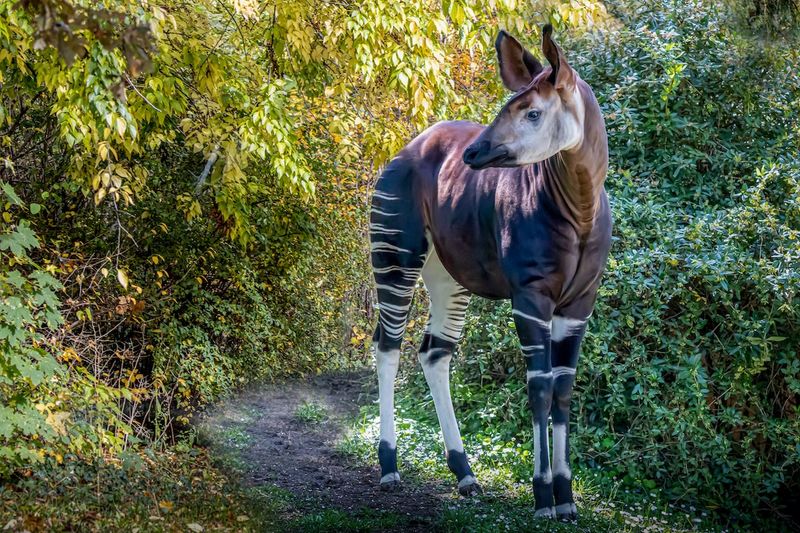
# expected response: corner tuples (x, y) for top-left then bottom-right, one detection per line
(288, 508), (407, 532)
(339, 385), (732, 533)
(295, 401), (329, 423)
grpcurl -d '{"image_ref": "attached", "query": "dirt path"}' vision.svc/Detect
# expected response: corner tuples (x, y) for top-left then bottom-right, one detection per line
(197, 371), (452, 531)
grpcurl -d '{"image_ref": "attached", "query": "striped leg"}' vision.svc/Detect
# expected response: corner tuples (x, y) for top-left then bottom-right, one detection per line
(551, 315), (586, 521)
(370, 170), (428, 491)
(419, 245), (479, 496)
(512, 292), (556, 518)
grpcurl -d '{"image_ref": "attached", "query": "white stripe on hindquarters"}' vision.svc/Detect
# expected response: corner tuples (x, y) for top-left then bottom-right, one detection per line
(369, 223), (404, 234)
(372, 191), (400, 201)
(370, 207), (399, 217)
(370, 241), (412, 254)
(551, 316), (586, 342)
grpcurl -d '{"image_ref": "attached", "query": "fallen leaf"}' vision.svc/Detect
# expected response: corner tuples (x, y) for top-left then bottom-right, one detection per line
(117, 269), (129, 289)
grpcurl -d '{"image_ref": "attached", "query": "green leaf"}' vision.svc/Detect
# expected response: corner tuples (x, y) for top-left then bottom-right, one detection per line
(0, 182), (23, 206)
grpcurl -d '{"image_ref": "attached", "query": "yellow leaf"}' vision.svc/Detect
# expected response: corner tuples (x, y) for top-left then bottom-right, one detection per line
(117, 269), (129, 289)
(116, 117), (127, 138)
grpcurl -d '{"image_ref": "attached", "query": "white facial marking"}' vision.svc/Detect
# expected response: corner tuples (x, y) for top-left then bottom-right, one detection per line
(551, 316), (586, 342)
(552, 423), (571, 479)
(500, 82), (586, 166)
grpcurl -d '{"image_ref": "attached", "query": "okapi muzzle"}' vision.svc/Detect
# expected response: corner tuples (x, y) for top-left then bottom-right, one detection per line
(462, 139), (510, 169)
(368, 24), (611, 522)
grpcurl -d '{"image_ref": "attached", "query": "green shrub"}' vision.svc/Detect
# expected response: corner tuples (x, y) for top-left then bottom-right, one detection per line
(0, 183), (129, 474)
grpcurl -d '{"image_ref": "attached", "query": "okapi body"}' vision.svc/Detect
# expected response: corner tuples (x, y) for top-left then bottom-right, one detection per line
(369, 25), (611, 520)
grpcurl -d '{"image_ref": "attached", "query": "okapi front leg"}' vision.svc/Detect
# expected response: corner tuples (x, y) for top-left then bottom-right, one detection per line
(512, 295), (555, 518)
(550, 315), (586, 521)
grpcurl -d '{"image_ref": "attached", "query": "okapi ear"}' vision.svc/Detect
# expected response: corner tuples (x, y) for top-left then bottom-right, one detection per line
(495, 30), (543, 92)
(541, 24), (575, 91)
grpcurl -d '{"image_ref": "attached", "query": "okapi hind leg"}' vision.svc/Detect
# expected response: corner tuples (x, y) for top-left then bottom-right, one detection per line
(419, 244), (481, 496)
(370, 157), (428, 491)
(550, 315), (587, 521)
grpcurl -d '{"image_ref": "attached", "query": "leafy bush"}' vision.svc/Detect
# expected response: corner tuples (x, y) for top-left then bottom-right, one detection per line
(0, 183), (129, 474)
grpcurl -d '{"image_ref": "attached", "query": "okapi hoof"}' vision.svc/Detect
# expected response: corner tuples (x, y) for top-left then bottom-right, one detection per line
(555, 502), (578, 521)
(379, 472), (401, 492)
(533, 506), (556, 519)
(457, 476), (482, 497)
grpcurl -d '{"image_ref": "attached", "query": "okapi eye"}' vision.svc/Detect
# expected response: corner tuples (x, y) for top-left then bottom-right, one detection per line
(527, 109), (541, 121)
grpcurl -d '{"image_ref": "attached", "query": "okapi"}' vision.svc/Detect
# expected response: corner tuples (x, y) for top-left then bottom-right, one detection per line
(369, 25), (611, 520)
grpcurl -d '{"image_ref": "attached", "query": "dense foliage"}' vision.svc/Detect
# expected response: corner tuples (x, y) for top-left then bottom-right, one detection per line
(0, 0), (797, 528)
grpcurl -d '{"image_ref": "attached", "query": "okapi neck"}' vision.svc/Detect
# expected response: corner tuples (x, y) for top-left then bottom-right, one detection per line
(542, 142), (607, 239)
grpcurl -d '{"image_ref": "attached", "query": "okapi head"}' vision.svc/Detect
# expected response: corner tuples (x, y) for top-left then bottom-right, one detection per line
(463, 25), (585, 169)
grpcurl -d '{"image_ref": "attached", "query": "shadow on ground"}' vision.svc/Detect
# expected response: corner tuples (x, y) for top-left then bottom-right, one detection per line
(197, 371), (455, 532)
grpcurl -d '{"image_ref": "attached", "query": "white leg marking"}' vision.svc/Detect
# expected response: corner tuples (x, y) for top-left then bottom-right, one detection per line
(533, 421), (552, 484)
(552, 366), (577, 379)
(520, 344), (545, 354)
(421, 355), (464, 453)
(512, 309), (552, 329)
(376, 347), (400, 448)
(551, 316), (586, 342)
(457, 475), (477, 489)
(552, 423), (571, 479)
(420, 242), (469, 454)
(374, 283), (414, 297)
(555, 502), (577, 516)
(526, 370), (553, 381)
(380, 472), (401, 484)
